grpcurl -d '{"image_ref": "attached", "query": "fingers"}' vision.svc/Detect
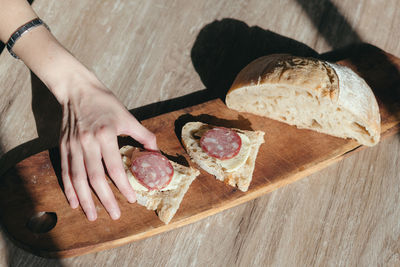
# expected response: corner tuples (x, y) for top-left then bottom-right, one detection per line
(61, 125), (138, 221)
(99, 133), (136, 204)
(60, 110), (156, 221)
(60, 141), (79, 209)
(80, 130), (121, 220)
(120, 115), (158, 151)
(68, 139), (97, 221)
(57, 85), (157, 222)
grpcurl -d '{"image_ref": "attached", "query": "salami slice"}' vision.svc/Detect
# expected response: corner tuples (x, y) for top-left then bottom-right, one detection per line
(200, 127), (242, 160)
(130, 152), (174, 190)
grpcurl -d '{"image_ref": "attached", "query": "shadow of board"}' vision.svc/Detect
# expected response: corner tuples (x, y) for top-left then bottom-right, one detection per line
(0, 73), (63, 263)
(0, 18), (399, 259)
(0, 0), (63, 264)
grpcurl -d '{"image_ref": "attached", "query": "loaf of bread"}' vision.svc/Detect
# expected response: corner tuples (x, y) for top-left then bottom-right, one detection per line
(225, 54), (381, 146)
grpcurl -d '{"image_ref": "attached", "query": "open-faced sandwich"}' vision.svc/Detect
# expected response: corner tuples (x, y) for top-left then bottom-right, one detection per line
(120, 146), (200, 224)
(181, 122), (265, 192)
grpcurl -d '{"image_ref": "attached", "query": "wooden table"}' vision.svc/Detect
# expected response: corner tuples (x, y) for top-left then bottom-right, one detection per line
(0, 0), (399, 266)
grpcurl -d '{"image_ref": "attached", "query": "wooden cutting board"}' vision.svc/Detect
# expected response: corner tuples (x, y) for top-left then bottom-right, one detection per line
(1, 46), (399, 258)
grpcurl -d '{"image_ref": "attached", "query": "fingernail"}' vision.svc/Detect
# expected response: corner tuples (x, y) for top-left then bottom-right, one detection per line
(70, 199), (79, 209)
(127, 193), (136, 203)
(110, 209), (121, 220)
(87, 210), (97, 221)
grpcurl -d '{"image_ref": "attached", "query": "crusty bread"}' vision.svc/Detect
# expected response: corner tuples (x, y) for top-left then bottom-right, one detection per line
(225, 54), (381, 146)
(181, 122), (265, 192)
(120, 145), (200, 224)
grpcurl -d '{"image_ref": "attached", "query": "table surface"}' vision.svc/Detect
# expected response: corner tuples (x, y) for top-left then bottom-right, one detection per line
(0, 0), (399, 266)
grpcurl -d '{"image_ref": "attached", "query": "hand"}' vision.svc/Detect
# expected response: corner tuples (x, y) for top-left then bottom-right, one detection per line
(56, 73), (158, 221)
(57, 74), (158, 221)
(0, 8), (157, 220)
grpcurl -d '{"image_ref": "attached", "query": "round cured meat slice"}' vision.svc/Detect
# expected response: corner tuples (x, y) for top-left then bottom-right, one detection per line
(200, 127), (242, 160)
(130, 152), (174, 190)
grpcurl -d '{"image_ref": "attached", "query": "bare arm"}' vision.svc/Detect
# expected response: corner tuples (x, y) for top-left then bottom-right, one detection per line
(0, 0), (158, 221)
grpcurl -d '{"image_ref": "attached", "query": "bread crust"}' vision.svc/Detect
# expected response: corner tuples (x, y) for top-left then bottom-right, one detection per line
(327, 62), (380, 140)
(229, 54), (340, 101)
(226, 54), (380, 146)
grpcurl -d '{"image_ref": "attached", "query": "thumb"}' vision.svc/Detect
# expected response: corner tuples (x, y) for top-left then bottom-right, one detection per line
(120, 116), (158, 151)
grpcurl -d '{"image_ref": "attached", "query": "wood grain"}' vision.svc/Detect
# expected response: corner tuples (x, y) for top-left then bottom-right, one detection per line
(0, 48), (399, 258)
(0, 0), (399, 266)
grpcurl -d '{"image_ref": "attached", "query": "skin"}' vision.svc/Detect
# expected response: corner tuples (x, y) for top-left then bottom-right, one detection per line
(0, 0), (158, 221)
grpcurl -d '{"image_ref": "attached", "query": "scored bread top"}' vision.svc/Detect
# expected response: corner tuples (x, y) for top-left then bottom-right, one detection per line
(226, 54), (380, 146)
(229, 54), (340, 102)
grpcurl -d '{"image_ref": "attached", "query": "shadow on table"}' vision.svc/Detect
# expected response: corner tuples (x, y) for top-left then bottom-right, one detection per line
(296, 0), (400, 129)
(129, 19), (400, 130)
(295, 0), (362, 49)
(322, 44), (400, 131)
(128, 18), (318, 119)
(0, 0), (61, 262)
(190, 18), (318, 98)
(0, 11), (399, 264)
(0, 72), (63, 265)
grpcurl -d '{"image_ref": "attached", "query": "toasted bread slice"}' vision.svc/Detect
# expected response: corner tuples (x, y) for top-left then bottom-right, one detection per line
(181, 122), (265, 192)
(120, 145), (200, 224)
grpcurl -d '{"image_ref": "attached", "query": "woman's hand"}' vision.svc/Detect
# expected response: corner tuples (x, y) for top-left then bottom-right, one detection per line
(57, 74), (158, 221)
(0, 7), (158, 220)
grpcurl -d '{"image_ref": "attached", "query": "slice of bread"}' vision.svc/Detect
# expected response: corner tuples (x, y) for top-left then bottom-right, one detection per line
(225, 54), (381, 146)
(120, 145), (200, 224)
(181, 122), (265, 192)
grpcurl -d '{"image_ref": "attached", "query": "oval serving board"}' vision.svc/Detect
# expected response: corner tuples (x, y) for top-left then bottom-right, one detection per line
(0, 46), (400, 258)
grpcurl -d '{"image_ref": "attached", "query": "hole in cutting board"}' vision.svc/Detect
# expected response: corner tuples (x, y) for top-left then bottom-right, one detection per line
(26, 212), (57, 233)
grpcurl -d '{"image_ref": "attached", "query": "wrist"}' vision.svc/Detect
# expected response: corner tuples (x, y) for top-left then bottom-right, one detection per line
(12, 25), (101, 104)
(49, 65), (103, 106)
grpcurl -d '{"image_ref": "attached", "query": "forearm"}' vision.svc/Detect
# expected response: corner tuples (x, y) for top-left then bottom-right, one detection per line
(11, 26), (97, 103)
(0, 0), (96, 104)
(0, 0), (37, 42)
(1, 1), (159, 222)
